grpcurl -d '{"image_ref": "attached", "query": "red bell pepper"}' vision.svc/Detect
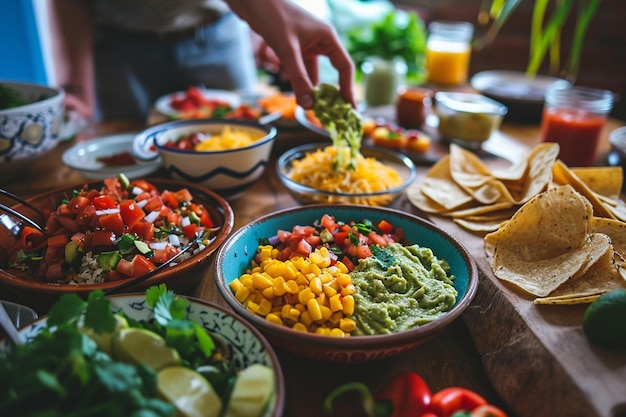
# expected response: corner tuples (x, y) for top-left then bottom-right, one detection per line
(374, 371), (432, 417)
(424, 387), (487, 417)
(323, 372), (431, 417)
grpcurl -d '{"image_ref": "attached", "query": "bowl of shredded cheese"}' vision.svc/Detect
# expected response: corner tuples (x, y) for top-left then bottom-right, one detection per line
(133, 119), (277, 197)
(277, 142), (417, 206)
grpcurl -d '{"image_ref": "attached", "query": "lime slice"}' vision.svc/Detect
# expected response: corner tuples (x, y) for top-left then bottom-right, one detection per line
(157, 366), (222, 417)
(81, 314), (129, 356)
(583, 288), (626, 347)
(112, 327), (181, 370)
(225, 364), (275, 417)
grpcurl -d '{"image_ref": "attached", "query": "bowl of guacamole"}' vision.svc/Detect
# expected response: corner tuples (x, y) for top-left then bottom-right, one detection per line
(214, 204), (479, 363)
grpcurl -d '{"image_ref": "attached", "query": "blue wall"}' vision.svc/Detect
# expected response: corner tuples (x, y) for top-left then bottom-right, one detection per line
(0, 1), (48, 84)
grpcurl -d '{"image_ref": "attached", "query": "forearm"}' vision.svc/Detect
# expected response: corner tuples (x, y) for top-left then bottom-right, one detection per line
(47, 0), (95, 117)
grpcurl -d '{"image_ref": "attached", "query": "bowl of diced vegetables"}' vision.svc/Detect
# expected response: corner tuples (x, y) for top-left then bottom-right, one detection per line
(0, 81), (65, 182)
(214, 204), (478, 363)
(0, 287), (285, 417)
(133, 119), (277, 198)
(0, 176), (234, 312)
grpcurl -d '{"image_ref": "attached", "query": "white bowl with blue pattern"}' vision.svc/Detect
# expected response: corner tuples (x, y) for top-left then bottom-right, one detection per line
(0, 81), (65, 182)
(0, 293), (286, 417)
(133, 119), (277, 198)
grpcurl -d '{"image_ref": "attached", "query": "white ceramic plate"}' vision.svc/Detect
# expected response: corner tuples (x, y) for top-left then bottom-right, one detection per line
(154, 88), (242, 118)
(62, 132), (162, 180)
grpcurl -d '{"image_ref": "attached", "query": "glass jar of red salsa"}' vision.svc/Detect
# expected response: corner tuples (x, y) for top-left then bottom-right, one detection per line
(540, 84), (614, 167)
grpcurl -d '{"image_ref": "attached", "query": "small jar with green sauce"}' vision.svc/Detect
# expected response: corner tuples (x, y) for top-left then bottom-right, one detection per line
(361, 57), (407, 108)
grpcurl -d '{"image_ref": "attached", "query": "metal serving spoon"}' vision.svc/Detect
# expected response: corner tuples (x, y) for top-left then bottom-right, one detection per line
(0, 188), (46, 236)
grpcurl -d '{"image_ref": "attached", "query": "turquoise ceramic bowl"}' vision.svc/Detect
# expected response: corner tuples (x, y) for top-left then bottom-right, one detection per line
(214, 205), (478, 363)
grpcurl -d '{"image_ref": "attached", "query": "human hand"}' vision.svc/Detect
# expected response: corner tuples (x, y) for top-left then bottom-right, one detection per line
(228, 0), (355, 109)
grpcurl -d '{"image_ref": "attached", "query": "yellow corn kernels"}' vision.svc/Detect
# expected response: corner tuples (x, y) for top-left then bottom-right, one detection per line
(231, 244), (359, 335)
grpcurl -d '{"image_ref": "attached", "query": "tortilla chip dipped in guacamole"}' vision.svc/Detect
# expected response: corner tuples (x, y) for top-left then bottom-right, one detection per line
(485, 185), (626, 303)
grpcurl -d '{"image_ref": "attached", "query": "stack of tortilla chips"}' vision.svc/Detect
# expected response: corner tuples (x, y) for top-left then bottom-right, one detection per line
(407, 143), (626, 304)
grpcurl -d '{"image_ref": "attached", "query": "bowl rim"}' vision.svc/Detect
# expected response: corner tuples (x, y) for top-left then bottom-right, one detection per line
(4, 292), (286, 417)
(276, 142), (418, 198)
(132, 118), (278, 162)
(470, 70), (571, 105)
(0, 178), (234, 294)
(0, 80), (64, 114)
(214, 204), (479, 349)
(435, 91), (508, 116)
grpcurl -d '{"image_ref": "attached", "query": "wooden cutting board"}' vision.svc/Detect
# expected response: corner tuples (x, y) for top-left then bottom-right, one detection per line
(426, 216), (626, 417)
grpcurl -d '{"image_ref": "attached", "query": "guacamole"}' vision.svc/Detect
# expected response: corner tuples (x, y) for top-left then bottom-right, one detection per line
(350, 243), (457, 335)
(312, 84), (363, 170)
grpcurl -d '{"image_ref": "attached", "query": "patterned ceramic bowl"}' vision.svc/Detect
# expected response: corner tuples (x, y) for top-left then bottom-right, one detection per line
(214, 204), (479, 363)
(0, 81), (65, 182)
(133, 119), (277, 198)
(0, 293), (285, 417)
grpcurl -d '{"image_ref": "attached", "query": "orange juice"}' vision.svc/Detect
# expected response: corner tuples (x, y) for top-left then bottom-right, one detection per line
(425, 21), (473, 85)
(426, 42), (471, 85)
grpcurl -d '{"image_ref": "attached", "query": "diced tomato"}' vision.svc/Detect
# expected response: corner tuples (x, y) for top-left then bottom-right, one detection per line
(151, 246), (180, 264)
(119, 199), (145, 229)
(131, 254), (156, 276)
(91, 230), (116, 248)
(107, 269), (128, 281)
(295, 238), (312, 256)
(166, 211), (182, 226)
(333, 230), (350, 245)
(143, 195), (163, 213)
(198, 208), (214, 228)
(368, 231), (388, 246)
(47, 234), (68, 248)
(134, 191), (152, 202)
(115, 259), (134, 277)
(320, 214), (337, 233)
(182, 223), (198, 240)
(355, 244), (372, 259)
(129, 221), (154, 241)
(341, 255), (356, 272)
(277, 230), (292, 243)
(130, 179), (157, 193)
(92, 195), (117, 210)
(305, 235), (322, 247)
(161, 190), (180, 208)
(67, 196), (91, 214)
(174, 188), (193, 203)
(76, 204), (97, 228)
(99, 212), (125, 236)
(376, 219), (394, 235)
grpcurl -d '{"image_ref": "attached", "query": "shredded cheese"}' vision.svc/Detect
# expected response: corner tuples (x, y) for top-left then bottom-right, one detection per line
(195, 126), (263, 151)
(287, 146), (404, 206)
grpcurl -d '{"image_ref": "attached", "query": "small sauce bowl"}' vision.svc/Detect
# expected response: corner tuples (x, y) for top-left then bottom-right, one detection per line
(435, 92), (508, 149)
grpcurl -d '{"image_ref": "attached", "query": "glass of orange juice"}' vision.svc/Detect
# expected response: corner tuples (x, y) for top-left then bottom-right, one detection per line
(426, 21), (473, 85)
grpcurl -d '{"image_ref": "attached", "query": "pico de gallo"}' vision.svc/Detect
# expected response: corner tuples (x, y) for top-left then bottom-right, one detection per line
(5, 174), (219, 284)
(169, 85), (261, 120)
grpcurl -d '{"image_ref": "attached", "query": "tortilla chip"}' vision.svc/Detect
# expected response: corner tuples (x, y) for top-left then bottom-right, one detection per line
(570, 166), (623, 200)
(589, 217), (626, 258)
(485, 185), (594, 297)
(411, 155), (474, 211)
(454, 217), (508, 233)
(552, 160), (614, 218)
(534, 241), (626, 304)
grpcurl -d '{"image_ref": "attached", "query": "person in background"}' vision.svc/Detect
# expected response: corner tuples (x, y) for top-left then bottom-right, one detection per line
(48, 0), (355, 122)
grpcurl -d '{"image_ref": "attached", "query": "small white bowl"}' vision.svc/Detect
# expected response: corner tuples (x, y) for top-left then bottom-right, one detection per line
(133, 119), (277, 197)
(0, 81), (65, 182)
(63, 132), (162, 180)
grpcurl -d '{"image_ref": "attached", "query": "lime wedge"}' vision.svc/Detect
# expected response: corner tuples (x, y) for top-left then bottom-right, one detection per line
(81, 314), (129, 356)
(225, 364), (275, 417)
(157, 366), (222, 417)
(112, 327), (181, 370)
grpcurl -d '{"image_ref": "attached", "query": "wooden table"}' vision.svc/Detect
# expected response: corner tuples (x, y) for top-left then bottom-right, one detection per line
(2, 113), (625, 417)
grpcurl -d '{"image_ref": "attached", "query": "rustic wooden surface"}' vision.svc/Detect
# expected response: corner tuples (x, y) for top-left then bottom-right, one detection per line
(2, 112), (625, 417)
